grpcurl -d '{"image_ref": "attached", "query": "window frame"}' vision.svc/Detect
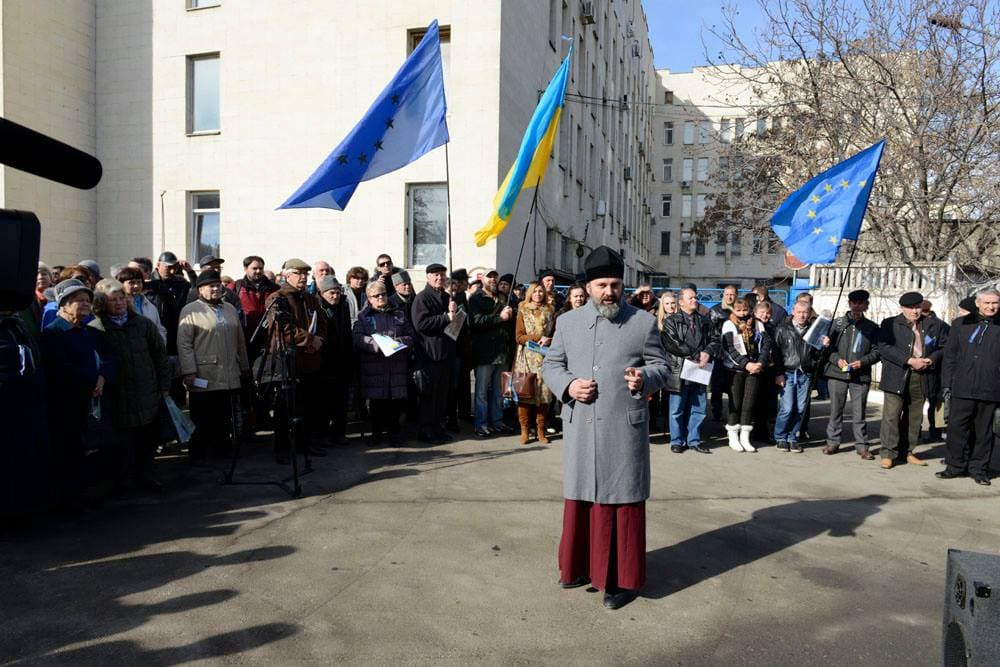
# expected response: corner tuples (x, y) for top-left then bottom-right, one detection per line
(661, 193), (672, 217)
(406, 182), (450, 268)
(662, 158), (673, 182)
(189, 191), (221, 262)
(187, 53), (221, 135)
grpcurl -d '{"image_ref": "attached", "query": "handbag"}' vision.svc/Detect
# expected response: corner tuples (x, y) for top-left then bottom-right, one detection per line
(502, 346), (537, 402)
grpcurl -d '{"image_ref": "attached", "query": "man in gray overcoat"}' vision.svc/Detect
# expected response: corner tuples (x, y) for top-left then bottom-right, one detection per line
(542, 246), (670, 610)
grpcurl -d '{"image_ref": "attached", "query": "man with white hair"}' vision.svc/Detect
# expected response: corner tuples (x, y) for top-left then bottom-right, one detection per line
(307, 260), (335, 295)
(939, 288), (1000, 486)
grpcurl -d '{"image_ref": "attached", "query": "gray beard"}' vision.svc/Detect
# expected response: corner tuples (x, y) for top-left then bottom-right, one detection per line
(594, 302), (621, 320)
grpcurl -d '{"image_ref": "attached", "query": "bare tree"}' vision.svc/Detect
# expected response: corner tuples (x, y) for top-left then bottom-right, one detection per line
(700, 0), (1000, 273)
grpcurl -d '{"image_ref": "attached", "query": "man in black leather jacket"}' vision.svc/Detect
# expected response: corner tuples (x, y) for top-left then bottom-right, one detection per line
(661, 287), (720, 454)
(772, 301), (825, 452)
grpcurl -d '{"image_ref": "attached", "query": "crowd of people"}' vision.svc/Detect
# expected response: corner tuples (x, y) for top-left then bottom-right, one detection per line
(10, 247), (1000, 513)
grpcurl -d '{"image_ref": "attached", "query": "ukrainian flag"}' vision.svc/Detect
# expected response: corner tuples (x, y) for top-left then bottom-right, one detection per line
(474, 48), (572, 247)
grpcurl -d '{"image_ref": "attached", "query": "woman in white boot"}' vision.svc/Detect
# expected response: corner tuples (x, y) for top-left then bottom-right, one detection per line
(720, 298), (772, 452)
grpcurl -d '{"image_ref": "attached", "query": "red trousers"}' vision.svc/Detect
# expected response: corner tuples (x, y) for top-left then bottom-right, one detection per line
(558, 499), (646, 591)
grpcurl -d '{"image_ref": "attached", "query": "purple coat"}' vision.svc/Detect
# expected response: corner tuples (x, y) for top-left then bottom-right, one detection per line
(352, 304), (414, 400)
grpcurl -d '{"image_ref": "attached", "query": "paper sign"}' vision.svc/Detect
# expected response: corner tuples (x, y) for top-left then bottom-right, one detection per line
(192, 377), (209, 389)
(372, 333), (408, 357)
(444, 309), (466, 341)
(680, 359), (713, 385)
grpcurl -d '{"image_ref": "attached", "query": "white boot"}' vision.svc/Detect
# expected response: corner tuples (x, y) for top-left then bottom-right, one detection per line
(739, 425), (756, 452)
(726, 424), (742, 451)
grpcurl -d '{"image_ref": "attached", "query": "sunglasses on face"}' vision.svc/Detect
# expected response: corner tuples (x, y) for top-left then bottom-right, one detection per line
(378, 261), (392, 267)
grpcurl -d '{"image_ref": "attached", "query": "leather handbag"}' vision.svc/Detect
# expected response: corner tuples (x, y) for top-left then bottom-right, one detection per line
(502, 346), (537, 402)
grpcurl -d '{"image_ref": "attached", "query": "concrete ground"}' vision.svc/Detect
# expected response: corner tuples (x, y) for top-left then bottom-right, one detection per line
(2, 396), (999, 665)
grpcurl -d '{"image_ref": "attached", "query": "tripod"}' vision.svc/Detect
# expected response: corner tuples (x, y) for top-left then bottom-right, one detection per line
(224, 298), (312, 498)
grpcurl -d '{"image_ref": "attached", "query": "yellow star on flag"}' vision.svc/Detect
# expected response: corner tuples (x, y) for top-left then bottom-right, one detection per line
(813, 227), (823, 235)
(858, 179), (867, 187)
(840, 179), (850, 189)
(828, 235), (839, 245)
(807, 210), (816, 219)
(824, 183), (833, 193)
(811, 194), (821, 203)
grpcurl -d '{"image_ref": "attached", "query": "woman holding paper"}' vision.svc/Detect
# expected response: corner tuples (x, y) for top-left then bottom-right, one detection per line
(514, 282), (555, 444)
(720, 298), (772, 452)
(353, 282), (415, 445)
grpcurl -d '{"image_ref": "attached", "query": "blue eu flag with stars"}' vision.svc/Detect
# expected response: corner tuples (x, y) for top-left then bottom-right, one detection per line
(279, 20), (449, 211)
(770, 140), (885, 264)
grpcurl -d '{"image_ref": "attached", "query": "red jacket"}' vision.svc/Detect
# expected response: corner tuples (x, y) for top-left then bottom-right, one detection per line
(233, 277), (278, 337)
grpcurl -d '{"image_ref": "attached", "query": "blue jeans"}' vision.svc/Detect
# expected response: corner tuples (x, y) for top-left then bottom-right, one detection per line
(774, 370), (812, 443)
(474, 364), (504, 429)
(668, 383), (707, 446)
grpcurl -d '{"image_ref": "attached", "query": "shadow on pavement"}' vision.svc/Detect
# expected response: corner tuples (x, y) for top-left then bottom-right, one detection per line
(643, 494), (889, 599)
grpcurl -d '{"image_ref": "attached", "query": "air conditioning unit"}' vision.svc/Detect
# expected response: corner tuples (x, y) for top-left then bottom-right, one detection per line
(596, 199), (607, 216)
(623, 167), (633, 181)
(581, 1), (596, 25)
(680, 180), (691, 188)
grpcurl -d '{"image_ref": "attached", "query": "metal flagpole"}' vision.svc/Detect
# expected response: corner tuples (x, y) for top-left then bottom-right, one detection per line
(444, 142), (454, 273)
(507, 178), (542, 307)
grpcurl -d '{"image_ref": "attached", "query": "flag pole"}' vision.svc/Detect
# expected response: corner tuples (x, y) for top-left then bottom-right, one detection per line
(445, 142), (454, 273)
(507, 178), (542, 307)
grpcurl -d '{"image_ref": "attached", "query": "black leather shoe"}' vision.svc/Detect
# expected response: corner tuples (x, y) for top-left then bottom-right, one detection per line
(690, 444), (711, 454)
(602, 589), (637, 610)
(974, 476), (992, 486)
(670, 444), (687, 454)
(935, 470), (967, 479)
(434, 431), (454, 443)
(559, 576), (590, 589)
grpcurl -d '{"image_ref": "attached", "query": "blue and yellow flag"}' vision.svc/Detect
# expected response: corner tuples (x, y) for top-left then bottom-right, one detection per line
(474, 48), (572, 247)
(770, 140), (885, 264)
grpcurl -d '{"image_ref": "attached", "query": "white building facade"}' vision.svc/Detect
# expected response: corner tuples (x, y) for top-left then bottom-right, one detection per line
(650, 66), (788, 290)
(1, 0), (657, 286)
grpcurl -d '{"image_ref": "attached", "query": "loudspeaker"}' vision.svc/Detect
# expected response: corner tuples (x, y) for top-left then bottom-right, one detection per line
(0, 210), (41, 311)
(944, 548), (1000, 666)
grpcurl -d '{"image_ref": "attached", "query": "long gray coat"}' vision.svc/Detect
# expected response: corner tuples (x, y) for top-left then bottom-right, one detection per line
(542, 300), (670, 504)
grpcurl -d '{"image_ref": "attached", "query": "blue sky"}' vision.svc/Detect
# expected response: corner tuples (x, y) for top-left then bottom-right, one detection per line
(644, 1), (767, 72)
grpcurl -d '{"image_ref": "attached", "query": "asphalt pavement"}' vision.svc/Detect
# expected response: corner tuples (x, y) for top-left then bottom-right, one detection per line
(2, 396), (999, 665)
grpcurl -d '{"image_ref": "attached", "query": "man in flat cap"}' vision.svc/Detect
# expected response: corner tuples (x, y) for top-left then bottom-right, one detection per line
(822, 290), (881, 458)
(411, 263), (458, 445)
(939, 289), (1000, 486)
(446, 268), (474, 429)
(877, 291), (948, 469)
(542, 246), (669, 610)
(264, 258), (328, 464)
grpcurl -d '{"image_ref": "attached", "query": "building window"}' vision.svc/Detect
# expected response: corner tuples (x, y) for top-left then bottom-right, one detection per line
(190, 192), (220, 260)
(664, 90), (674, 104)
(720, 118), (732, 143)
(697, 157), (708, 182)
(561, 236), (572, 271)
(407, 183), (448, 266)
(767, 232), (781, 255)
(757, 116), (768, 136)
(752, 233), (764, 255)
(662, 158), (673, 182)
(731, 231), (742, 256)
(682, 158), (693, 182)
(699, 120), (711, 144)
(681, 194), (692, 218)
(696, 193), (706, 218)
(660, 230), (671, 256)
(718, 156), (730, 181)
(661, 193), (672, 217)
(187, 54), (220, 133)
(663, 121), (674, 145)
(735, 117), (745, 139)
(683, 121), (694, 145)
(695, 236), (707, 256)
(680, 231), (692, 256)
(408, 25), (452, 81)
(715, 230), (727, 256)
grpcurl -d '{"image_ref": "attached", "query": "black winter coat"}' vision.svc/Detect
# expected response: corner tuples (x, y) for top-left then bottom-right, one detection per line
(320, 300), (354, 381)
(720, 319), (772, 373)
(942, 312), (1000, 402)
(823, 314), (880, 383)
(660, 310), (720, 393)
(410, 285), (455, 364)
(877, 314), (948, 396)
(772, 320), (824, 374)
(352, 304), (414, 400)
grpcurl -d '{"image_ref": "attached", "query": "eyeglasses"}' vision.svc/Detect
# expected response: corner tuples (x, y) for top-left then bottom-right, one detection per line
(378, 261), (392, 267)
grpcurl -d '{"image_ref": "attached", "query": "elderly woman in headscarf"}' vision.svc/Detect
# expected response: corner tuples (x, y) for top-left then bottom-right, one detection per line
(353, 280), (415, 445)
(41, 279), (116, 507)
(92, 279), (170, 492)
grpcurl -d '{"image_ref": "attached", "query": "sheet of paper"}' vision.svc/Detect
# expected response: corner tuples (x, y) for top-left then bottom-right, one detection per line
(525, 340), (548, 356)
(372, 333), (408, 357)
(444, 309), (466, 341)
(192, 377), (209, 389)
(680, 359), (713, 385)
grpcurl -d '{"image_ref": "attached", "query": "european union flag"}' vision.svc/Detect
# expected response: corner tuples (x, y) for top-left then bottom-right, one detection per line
(279, 20), (449, 211)
(770, 140), (885, 264)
